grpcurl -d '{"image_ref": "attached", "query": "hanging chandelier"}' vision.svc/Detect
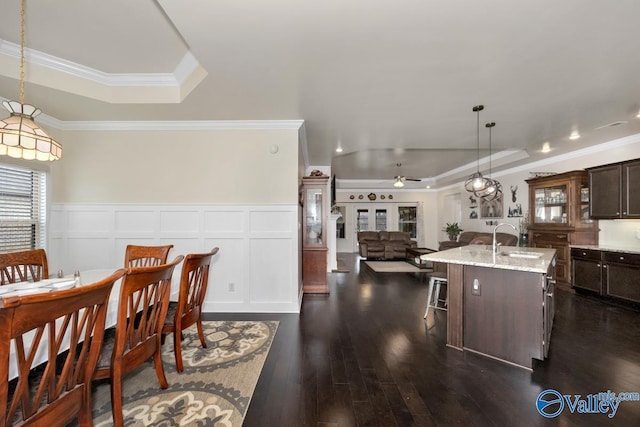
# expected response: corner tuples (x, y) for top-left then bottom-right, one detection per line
(0, 0), (62, 161)
(464, 105), (491, 195)
(476, 122), (502, 201)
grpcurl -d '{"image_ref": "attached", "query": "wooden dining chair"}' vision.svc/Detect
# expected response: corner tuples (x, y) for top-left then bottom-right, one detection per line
(93, 255), (183, 427)
(162, 247), (219, 372)
(123, 244), (174, 268)
(0, 249), (49, 285)
(0, 268), (125, 427)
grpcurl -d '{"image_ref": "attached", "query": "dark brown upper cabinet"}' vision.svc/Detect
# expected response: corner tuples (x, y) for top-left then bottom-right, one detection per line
(587, 158), (640, 219)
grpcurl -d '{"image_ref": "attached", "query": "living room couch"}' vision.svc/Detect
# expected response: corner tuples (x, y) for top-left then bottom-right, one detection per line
(358, 231), (418, 259)
(438, 231), (518, 251)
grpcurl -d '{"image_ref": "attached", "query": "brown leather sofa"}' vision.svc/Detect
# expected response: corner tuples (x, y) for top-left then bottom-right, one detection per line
(358, 231), (418, 259)
(438, 231), (518, 251)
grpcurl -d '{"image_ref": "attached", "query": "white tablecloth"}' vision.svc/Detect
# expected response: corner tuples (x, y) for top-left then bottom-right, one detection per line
(5, 269), (180, 380)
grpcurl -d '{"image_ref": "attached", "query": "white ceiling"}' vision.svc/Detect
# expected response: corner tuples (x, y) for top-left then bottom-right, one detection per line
(1, 0), (640, 189)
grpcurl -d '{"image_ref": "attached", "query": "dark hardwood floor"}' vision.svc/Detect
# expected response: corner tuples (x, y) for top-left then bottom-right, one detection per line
(205, 253), (640, 426)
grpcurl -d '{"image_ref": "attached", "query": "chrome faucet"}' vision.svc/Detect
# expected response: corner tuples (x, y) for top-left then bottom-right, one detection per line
(493, 222), (517, 254)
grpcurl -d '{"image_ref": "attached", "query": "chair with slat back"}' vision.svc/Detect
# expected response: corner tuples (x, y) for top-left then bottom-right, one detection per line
(93, 255), (183, 427)
(0, 249), (49, 285)
(0, 269), (125, 427)
(123, 244), (173, 268)
(162, 247), (219, 372)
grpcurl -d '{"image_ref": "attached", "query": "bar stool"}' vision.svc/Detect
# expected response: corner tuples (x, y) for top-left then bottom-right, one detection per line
(424, 272), (448, 318)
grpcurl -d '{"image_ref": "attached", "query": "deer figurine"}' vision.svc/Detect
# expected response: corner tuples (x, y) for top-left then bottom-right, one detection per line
(510, 185), (518, 203)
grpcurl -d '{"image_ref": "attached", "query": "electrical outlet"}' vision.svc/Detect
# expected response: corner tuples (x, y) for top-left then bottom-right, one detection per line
(471, 278), (481, 296)
(228, 282), (235, 292)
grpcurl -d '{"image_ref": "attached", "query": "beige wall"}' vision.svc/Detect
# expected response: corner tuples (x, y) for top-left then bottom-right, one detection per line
(49, 128), (300, 204)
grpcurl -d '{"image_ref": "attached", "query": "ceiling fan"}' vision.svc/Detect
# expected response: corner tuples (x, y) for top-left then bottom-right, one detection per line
(393, 163), (421, 188)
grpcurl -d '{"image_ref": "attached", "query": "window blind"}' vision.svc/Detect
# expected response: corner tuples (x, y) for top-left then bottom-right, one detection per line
(0, 164), (47, 253)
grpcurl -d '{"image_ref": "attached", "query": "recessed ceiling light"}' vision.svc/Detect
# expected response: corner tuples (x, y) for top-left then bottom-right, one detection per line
(569, 130), (580, 140)
(636, 110), (640, 118)
(425, 185), (431, 189)
(541, 142), (551, 153)
(335, 146), (343, 153)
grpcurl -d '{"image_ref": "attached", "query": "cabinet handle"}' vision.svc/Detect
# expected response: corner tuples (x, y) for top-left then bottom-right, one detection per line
(603, 265), (607, 268)
(556, 235), (566, 239)
(582, 252), (587, 256)
(620, 256), (625, 261)
(547, 292), (554, 298)
(597, 264), (601, 267)
(616, 212), (620, 215)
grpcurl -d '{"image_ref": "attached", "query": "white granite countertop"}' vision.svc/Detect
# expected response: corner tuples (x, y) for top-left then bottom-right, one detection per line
(569, 244), (640, 255)
(420, 245), (557, 273)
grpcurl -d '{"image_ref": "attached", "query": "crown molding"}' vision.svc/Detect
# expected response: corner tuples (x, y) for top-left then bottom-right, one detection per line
(0, 39), (207, 103)
(35, 114), (304, 132)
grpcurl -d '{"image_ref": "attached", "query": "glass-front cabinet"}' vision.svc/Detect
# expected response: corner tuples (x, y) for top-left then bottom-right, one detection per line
(526, 171), (598, 287)
(301, 176), (329, 294)
(304, 185), (325, 246)
(533, 185), (568, 224)
(528, 172), (592, 228)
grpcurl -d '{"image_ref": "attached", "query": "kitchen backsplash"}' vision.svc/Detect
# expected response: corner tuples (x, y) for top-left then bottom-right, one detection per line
(598, 219), (640, 249)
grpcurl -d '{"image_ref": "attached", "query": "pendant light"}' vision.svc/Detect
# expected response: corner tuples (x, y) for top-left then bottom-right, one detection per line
(464, 105), (491, 195)
(0, 0), (62, 161)
(476, 122), (502, 201)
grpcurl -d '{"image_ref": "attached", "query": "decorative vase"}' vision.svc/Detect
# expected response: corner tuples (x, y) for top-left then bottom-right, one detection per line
(519, 233), (529, 247)
(449, 235), (457, 241)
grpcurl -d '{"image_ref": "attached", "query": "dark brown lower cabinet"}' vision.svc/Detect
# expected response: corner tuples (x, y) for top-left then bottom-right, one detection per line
(571, 248), (640, 305)
(604, 251), (640, 304)
(571, 248), (603, 294)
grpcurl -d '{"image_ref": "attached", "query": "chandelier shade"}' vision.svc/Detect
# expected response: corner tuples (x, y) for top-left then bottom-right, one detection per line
(0, 101), (62, 161)
(465, 105), (491, 195)
(0, 0), (62, 161)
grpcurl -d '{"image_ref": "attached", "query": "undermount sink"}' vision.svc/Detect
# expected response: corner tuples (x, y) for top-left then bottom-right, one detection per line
(501, 251), (543, 259)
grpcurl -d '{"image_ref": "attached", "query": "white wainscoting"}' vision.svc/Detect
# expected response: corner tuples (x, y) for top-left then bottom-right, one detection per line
(48, 203), (301, 313)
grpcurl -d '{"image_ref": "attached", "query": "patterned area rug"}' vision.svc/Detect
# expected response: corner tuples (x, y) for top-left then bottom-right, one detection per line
(91, 320), (278, 426)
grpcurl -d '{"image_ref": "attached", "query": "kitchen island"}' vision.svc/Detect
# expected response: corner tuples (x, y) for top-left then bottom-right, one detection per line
(421, 245), (557, 370)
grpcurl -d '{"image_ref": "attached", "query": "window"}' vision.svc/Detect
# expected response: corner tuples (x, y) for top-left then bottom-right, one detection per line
(398, 206), (417, 238)
(0, 164), (47, 253)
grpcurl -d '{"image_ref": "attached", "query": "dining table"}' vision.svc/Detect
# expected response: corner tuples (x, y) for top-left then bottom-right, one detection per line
(2, 269), (181, 380)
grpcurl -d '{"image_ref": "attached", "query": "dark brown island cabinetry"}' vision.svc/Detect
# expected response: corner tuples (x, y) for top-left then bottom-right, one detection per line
(571, 248), (640, 305)
(526, 171), (599, 287)
(587, 158), (640, 219)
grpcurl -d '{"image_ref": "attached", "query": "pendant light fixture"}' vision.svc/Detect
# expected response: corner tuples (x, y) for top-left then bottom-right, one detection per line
(0, 0), (62, 161)
(464, 105), (491, 195)
(476, 122), (502, 201)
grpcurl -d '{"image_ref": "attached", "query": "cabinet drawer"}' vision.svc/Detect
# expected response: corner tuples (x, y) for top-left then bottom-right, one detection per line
(532, 232), (568, 244)
(570, 248), (602, 261)
(603, 251), (640, 266)
(534, 242), (567, 262)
